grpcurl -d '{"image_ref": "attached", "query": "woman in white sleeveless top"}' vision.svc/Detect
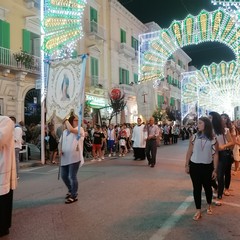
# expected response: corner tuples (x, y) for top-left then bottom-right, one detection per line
(185, 117), (218, 221)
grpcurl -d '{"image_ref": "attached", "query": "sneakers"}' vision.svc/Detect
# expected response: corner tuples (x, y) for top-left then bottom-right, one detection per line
(119, 154), (122, 157)
(108, 153), (112, 157)
(98, 158), (102, 162)
(65, 197), (78, 204)
(122, 154), (125, 156)
(101, 157), (105, 160)
(91, 159), (97, 162)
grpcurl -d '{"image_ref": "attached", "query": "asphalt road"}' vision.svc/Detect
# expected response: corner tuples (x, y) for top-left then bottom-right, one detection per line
(4, 140), (240, 240)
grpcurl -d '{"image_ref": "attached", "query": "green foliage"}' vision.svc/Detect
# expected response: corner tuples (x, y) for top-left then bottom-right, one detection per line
(152, 108), (169, 122)
(107, 94), (126, 124)
(13, 50), (33, 68)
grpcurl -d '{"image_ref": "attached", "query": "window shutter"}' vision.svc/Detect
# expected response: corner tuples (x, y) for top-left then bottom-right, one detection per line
(157, 95), (161, 107)
(90, 7), (98, 22)
(22, 29), (31, 53)
(0, 20), (10, 48)
(120, 29), (126, 43)
(126, 70), (129, 84)
(119, 68), (122, 84)
(134, 73), (138, 83)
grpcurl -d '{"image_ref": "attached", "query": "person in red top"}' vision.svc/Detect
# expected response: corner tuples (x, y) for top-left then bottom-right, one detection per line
(91, 125), (104, 162)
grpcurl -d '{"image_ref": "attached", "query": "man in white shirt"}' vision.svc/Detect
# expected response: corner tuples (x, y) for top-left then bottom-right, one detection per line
(10, 116), (23, 179)
(132, 118), (147, 160)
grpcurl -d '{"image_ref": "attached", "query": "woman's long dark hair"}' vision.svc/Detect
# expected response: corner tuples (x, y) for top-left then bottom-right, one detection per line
(68, 115), (75, 127)
(221, 113), (233, 132)
(198, 117), (214, 140)
(209, 111), (225, 135)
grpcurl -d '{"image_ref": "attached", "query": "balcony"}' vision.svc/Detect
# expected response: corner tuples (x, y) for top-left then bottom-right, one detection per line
(85, 20), (106, 41)
(0, 47), (41, 75)
(88, 76), (105, 95)
(118, 43), (136, 59)
(119, 83), (136, 97)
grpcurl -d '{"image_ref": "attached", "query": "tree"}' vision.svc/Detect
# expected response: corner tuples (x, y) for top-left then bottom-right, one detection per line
(107, 94), (126, 124)
(152, 108), (169, 123)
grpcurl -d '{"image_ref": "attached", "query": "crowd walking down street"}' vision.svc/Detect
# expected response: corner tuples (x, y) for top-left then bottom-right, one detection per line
(3, 132), (240, 240)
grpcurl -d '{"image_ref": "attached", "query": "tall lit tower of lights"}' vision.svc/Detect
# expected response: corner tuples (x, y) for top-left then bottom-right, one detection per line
(42, 0), (87, 57)
(40, 0), (87, 164)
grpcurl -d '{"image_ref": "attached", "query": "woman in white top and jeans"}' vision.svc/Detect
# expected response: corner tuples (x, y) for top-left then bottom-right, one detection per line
(185, 117), (218, 221)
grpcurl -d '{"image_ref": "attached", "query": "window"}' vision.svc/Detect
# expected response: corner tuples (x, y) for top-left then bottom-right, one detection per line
(133, 73), (138, 84)
(90, 56), (99, 86)
(170, 97), (175, 106)
(0, 19), (10, 48)
(131, 36), (138, 51)
(157, 95), (164, 108)
(119, 68), (129, 84)
(22, 29), (40, 56)
(120, 29), (126, 43)
(90, 7), (98, 33)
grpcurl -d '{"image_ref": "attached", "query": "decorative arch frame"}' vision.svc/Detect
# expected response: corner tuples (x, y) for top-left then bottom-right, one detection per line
(139, 8), (239, 83)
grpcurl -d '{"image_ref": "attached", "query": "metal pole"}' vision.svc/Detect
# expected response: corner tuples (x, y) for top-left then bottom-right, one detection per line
(40, 0), (45, 165)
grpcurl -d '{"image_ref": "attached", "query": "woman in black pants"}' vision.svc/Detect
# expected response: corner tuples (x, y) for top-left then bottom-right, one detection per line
(209, 112), (234, 206)
(221, 113), (235, 196)
(185, 117), (218, 221)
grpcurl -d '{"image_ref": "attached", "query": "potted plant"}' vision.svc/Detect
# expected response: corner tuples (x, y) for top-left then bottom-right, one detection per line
(13, 52), (24, 67)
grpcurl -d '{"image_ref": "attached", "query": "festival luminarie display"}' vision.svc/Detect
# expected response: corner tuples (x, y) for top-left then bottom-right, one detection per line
(139, 6), (240, 119)
(42, 0), (87, 56)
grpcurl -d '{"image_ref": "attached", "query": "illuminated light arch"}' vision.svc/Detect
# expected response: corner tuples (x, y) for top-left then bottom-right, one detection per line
(139, 8), (239, 83)
(42, 0), (87, 55)
(181, 60), (240, 118)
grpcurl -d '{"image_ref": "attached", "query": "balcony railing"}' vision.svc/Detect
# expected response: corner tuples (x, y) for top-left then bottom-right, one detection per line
(118, 43), (136, 59)
(0, 46), (41, 74)
(85, 20), (106, 41)
(119, 83), (135, 96)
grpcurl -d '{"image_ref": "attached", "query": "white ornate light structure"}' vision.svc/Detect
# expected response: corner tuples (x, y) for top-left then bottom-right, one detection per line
(181, 60), (240, 117)
(42, 0), (87, 56)
(139, 7), (240, 118)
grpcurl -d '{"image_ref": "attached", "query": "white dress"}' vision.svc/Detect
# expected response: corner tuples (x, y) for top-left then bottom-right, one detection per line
(132, 124), (147, 148)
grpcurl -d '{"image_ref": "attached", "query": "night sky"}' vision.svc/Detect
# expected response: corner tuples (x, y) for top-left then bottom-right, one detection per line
(118, 0), (236, 69)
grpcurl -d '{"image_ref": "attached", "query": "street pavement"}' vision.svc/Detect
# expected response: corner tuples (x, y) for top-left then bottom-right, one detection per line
(5, 140), (240, 240)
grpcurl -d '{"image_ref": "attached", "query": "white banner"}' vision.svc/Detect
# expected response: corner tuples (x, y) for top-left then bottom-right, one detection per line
(46, 57), (87, 121)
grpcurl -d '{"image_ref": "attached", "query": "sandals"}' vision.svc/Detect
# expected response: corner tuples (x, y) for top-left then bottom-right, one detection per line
(65, 193), (71, 199)
(207, 207), (213, 215)
(65, 197), (78, 204)
(193, 212), (202, 221)
(215, 200), (222, 206)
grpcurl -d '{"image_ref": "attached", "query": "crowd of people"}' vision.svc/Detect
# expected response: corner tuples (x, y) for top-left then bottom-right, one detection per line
(185, 112), (240, 221)
(1, 112), (240, 237)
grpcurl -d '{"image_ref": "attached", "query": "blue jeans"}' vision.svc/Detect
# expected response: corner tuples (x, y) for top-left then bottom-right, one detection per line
(61, 161), (80, 198)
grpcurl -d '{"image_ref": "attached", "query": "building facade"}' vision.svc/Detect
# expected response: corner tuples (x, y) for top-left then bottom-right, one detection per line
(0, 0), (192, 126)
(0, 0), (40, 124)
